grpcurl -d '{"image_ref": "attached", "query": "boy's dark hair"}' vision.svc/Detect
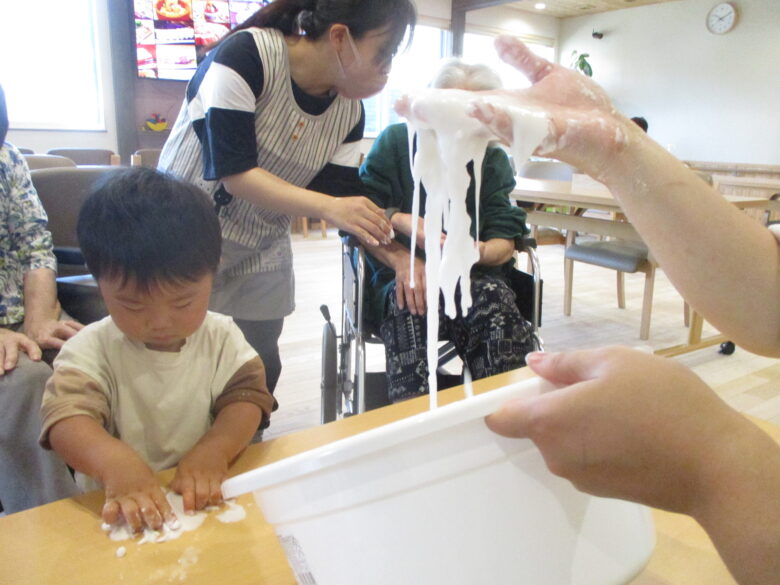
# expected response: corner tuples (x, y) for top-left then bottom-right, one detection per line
(77, 167), (221, 290)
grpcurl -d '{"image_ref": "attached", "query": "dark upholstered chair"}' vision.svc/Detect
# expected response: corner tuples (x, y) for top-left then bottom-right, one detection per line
(24, 154), (77, 170)
(30, 166), (124, 276)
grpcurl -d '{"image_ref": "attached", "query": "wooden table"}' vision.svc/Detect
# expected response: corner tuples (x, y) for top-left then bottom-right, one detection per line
(712, 174), (780, 196)
(513, 175), (779, 354)
(1, 367), (771, 585)
(514, 175), (776, 241)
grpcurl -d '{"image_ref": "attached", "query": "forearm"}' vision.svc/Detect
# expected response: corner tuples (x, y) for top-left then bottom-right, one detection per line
(478, 238), (515, 266)
(599, 133), (780, 355)
(390, 213), (425, 250)
(222, 167), (331, 219)
(22, 268), (60, 328)
(691, 420), (780, 585)
(48, 415), (138, 484)
(369, 240), (413, 272)
(196, 402), (263, 465)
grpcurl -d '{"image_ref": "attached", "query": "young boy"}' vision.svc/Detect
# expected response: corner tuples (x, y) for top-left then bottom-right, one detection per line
(39, 168), (274, 533)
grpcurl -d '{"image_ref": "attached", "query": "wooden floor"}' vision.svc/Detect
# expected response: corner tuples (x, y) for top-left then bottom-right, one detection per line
(265, 229), (780, 439)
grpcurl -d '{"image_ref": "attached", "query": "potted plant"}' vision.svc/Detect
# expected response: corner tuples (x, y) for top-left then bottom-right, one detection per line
(570, 50), (593, 77)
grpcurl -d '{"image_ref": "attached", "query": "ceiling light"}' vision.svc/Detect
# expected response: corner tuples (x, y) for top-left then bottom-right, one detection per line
(535, 2), (546, 8)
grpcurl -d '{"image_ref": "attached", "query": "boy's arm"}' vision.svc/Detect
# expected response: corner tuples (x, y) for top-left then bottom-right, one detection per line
(171, 355), (271, 512)
(172, 401), (263, 512)
(41, 366), (176, 532)
(48, 415), (176, 532)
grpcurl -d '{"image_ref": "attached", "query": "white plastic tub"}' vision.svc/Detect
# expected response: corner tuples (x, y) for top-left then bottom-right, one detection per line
(222, 377), (655, 585)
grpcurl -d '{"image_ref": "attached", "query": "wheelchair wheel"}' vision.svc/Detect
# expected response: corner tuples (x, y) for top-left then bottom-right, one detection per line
(719, 341), (736, 355)
(321, 320), (339, 424)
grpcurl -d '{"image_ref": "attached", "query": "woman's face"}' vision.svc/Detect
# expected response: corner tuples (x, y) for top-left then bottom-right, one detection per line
(333, 26), (397, 100)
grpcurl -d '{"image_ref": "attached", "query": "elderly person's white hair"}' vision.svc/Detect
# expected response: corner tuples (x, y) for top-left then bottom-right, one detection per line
(430, 59), (503, 91)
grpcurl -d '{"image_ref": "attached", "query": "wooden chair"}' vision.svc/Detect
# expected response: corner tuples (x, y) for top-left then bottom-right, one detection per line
(564, 238), (656, 340)
(46, 148), (120, 166)
(24, 154), (77, 170)
(130, 148), (162, 168)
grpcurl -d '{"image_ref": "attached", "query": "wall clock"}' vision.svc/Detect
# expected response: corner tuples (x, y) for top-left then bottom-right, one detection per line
(706, 2), (738, 34)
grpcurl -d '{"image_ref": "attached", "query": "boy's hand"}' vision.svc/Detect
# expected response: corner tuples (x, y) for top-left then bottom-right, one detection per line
(170, 443), (229, 513)
(101, 454), (177, 533)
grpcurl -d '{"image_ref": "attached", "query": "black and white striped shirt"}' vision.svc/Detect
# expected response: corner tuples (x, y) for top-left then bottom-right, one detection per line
(159, 27), (364, 264)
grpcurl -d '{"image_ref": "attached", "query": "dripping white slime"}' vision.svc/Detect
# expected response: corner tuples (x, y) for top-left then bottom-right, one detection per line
(396, 89), (549, 409)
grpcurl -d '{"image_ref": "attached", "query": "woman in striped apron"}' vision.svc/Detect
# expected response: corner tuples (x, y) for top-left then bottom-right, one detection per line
(159, 0), (416, 426)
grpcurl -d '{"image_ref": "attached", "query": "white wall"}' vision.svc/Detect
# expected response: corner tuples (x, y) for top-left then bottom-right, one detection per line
(559, 0), (780, 164)
(6, 0), (118, 155)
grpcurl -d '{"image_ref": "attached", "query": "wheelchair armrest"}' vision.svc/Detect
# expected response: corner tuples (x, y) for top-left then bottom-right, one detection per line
(516, 236), (537, 251)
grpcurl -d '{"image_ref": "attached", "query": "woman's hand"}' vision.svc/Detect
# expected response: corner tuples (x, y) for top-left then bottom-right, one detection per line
(0, 328), (42, 374)
(486, 346), (748, 514)
(101, 453), (178, 533)
(323, 195), (392, 247)
(171, 443), (230, 513)
(24, 318), (83, 351)
(468, 36), (643, 181)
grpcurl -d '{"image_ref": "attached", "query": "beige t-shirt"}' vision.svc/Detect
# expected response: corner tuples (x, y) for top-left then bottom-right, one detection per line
(40, 311), (272, 489)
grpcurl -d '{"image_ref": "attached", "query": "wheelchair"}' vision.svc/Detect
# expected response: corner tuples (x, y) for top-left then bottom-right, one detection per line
(320, 235), (543, 424)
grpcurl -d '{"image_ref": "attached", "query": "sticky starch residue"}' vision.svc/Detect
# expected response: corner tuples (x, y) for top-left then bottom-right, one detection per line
(399, 89), (548, 408)
(102, 491), (247, 545)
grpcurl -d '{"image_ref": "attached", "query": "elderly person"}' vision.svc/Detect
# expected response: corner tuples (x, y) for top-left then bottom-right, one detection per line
(359, 60), (535, 403)
(0, 85), (80, 513)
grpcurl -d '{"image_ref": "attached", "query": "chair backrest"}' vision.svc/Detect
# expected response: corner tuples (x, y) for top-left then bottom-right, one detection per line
(30, 166), (125, 249)
(24, 154), (77, 170)
(17, 147), (35, 154)
(517, 160), (575, 181)
(47, 147), (117, 166)
(131, 148), (162, 168)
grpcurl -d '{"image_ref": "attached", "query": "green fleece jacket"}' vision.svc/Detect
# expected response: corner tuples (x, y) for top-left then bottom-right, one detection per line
(358, 122), (528, 327)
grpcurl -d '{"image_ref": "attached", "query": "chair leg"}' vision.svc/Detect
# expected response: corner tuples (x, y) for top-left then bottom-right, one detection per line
(320, 219), (328, 238)
(683, 301), (690, 327)
(639, 264), (656, 340)
(301, 217), (309, 238)
(616, 271), (626, 309)
(563, 257), (574, 316)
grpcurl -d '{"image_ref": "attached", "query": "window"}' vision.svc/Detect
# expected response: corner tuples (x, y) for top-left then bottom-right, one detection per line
(363, 24), (448, 136)
(463, 32), (555, 90)
(0, 0), (105, 131)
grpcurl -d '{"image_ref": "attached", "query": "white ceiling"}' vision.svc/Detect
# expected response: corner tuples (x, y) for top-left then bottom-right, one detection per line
(505, 0), (683, 19)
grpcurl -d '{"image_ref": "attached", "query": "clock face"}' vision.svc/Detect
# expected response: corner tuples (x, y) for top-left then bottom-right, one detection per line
(707, 2), (737, 34)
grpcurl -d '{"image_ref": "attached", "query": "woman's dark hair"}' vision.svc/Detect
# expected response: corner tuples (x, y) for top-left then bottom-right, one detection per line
(77, 167), (222, 291)
(216, 0), (416, 60)
(0, 85), (9, 145)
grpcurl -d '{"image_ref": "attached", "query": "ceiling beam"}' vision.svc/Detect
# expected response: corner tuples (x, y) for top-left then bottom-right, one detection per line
(451, 0), (515, 55)
(452, 0), (514, 10)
